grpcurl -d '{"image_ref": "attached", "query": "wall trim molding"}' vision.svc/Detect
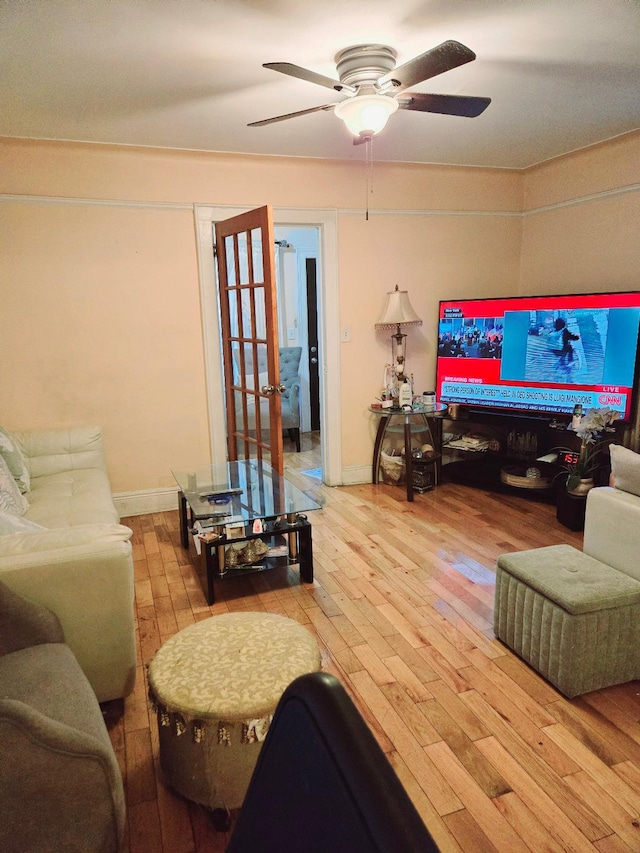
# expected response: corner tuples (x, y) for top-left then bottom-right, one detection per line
(3, 181), (638, 219)
(522, 182), (640, 216)
(341, 207), (521, 218)
(0, 193), (193, 211)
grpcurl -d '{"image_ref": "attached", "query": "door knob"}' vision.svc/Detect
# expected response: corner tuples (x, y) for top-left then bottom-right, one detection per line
(311, 358), (318, 364)
(261, 385), (276, 395)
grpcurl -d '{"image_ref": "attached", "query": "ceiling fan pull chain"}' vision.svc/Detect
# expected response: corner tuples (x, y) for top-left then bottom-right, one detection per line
(365, 135), (373, 221)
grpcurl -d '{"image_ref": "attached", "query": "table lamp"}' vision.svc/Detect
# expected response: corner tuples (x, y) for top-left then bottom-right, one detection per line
(375, 285), (422, 380)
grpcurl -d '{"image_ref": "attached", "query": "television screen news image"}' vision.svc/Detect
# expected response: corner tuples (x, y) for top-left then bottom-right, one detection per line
(436, 292), (640, 419)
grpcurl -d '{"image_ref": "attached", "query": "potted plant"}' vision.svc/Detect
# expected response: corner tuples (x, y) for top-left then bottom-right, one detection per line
(556, 406), (621, 494)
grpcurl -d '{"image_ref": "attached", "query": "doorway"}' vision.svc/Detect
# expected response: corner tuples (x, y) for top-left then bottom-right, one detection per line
(274, 225), (321, 467)
(194, 205), (342, 487)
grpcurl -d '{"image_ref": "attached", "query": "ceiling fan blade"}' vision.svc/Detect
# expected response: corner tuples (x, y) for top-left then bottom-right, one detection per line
(378, 40), (476, 94)
(263, 62), (356, 94)
(248, 103), (338, 127)
(397, 92), (491, 118)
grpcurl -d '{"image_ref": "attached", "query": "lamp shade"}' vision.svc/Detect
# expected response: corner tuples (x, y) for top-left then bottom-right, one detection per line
(334, 95), (399, 137)
(375, 287), (422, 329)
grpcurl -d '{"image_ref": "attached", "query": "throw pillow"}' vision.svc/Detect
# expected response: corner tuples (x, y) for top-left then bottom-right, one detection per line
(609, 444), (640, 498)
(0, 426), (30, 493)
(0, 455), (28, 515)
(0, 510), (46, 535)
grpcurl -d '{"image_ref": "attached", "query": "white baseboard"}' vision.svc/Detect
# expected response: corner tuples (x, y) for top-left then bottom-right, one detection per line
(113, 487), (178, 518)
(339, 464), (372, 486)
(113, 466), (372, 518)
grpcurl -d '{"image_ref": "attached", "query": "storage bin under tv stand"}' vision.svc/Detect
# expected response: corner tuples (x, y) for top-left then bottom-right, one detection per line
(440, 406), (612, 501)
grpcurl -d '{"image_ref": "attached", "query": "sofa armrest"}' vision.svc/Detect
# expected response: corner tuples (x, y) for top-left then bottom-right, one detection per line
(0, 524), (136, 702)
(15, 426), (107, 478)
(0, 698), (125, 852)
(288, 381), (300, 411)
(583, 486), (640, 583)
(281, 380), (300, 411)
(0, 581), (64, 654)
(0, 697), (120, 770)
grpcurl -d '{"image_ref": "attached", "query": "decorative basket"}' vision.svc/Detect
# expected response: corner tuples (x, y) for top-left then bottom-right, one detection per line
(380, 450), (405, 484)
(500, 464), (554, 490)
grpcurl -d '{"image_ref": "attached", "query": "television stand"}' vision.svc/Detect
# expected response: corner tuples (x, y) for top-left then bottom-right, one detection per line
(440, 407), (593, 501)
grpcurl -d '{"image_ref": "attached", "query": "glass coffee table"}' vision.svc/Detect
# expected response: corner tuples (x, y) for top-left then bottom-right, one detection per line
(172, 459), (322, 604)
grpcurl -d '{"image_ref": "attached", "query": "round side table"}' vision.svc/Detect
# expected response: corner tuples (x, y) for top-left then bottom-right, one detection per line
(369, 404), (448, 502)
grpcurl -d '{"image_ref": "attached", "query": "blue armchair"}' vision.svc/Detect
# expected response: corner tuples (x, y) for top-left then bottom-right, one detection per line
(233, 346), (303, 452)
(279, 346), (302, 452)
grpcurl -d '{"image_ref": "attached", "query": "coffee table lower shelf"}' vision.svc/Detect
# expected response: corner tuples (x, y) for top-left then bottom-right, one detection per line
(179, 500), (313, 605)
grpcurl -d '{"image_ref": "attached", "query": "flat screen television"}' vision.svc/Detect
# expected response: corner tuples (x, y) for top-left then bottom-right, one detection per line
(436, 291), (640, 420)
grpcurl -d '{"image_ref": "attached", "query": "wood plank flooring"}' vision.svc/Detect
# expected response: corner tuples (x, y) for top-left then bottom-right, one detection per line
(107, 441), (640, 852)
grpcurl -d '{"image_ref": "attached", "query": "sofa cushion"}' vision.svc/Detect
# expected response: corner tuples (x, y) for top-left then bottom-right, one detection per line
(0, 523), (132, 559)
(0, 457), (27, 517)
(0, 428), (30, 494)
(0, 511), (46, 536)
(24, 468), (119, 527)
(16, 425), (107, 479)
(610, 444), (640, 498)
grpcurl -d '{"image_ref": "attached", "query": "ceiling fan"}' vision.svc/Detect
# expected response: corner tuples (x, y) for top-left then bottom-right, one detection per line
(249, 40), (491, 141)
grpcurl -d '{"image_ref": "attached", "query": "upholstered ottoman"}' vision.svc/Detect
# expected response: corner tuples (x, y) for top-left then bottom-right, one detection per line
(494, 544), (640, 698)
(148, 612), (321, 810)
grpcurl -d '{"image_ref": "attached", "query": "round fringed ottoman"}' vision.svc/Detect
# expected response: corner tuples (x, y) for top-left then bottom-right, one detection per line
(148, 612), (321, 811)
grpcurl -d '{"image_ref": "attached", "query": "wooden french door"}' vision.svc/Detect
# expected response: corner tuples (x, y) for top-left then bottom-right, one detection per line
(214, 205), (284, 474)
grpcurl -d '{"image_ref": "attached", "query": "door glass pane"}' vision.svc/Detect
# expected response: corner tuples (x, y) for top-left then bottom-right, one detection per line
(257, 397), (271, 446)
(236, 438), (251, 462)
(238, 232), (249, 284)
(229, 288), (240, 338)
(231, 341), (242, 384)
(225, 236), (237, 286)
(256, 397), (269, 444)
(232, 390), (246, 432)
(255, 343), (268, 390)
(254, 286), (266, 341)
(240, 287), (253, 339)
(251, 229), (263, 282)
(243, 342), (256, 390)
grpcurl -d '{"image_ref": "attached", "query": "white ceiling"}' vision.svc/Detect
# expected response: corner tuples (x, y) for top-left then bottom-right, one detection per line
(2, 0), (639, 169)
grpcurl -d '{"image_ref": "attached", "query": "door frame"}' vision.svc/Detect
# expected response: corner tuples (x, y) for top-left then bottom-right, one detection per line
(194, 204), (342, 486)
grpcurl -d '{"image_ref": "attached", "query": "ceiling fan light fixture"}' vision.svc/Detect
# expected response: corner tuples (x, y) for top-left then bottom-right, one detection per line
(334, 95), (398, 137)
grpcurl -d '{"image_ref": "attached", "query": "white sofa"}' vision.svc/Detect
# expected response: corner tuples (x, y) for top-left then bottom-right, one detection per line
(583, 444), (640, 583)
(583, 487), (640, 582)
(0, 426), (136, 703)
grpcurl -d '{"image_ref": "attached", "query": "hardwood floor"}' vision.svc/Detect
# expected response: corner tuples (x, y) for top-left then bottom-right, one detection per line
(108, 444), (640, 852)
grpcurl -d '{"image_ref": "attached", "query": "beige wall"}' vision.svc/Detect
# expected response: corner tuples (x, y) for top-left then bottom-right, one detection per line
(520, 131), (640, 294)
(1, 132), (638, 491)
(338, 210), (522, 462)
(1, 199), (209, 490)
